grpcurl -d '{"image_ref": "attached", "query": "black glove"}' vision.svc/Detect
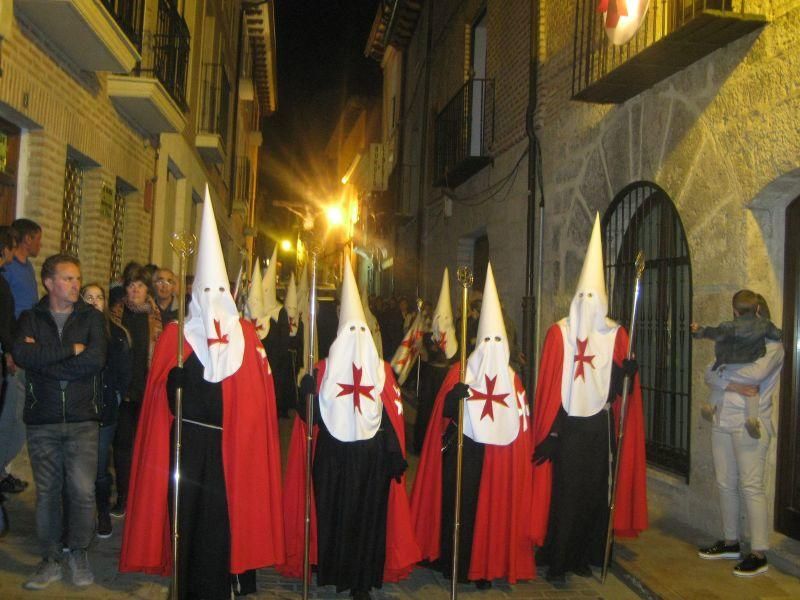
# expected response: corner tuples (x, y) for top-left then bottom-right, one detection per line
(387, 451), (408, 483)
(622, 358), (638, 379)
(533, 433), (559, 465)
(166, 367), (186, 415)
(443, 382), (470, 419)
(299, 373), (316, 398)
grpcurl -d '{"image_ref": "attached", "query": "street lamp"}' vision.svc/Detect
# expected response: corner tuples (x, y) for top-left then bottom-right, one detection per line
(281, 239), (293, 252)
(326, 205), (344, 227)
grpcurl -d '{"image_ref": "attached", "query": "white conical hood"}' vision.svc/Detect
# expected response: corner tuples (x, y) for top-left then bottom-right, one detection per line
(285, 272), (298, 336)
(361, 283), (382, 358)
(247, 258), (270, 338)
(568, 213), (612, 342)
(262, 244), (282, 322)
(431, 267), (457, 359)
(319, 255), (385, 442)
(463, 262), (519, 445)
(183, 186), (245, 382)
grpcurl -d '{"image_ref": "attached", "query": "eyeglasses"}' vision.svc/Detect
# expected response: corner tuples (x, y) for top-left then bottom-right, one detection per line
(154, 279), (175, 286)
(83, 295), (104, 302)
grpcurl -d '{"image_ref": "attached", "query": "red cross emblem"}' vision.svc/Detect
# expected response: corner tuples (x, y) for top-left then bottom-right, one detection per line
(396, 330), (423, 366)
(573, 338), (596, 381)
(208, 319), (229, 347)
(337, 364), (375, 414)
(289, 315), (297, 330)
(468, 374), (510, 421)
(436, 330), (448, 352)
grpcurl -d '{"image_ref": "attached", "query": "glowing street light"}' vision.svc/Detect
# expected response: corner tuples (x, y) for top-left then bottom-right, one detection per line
(326, 204), (344, 227)
(280, 239), (292, 252)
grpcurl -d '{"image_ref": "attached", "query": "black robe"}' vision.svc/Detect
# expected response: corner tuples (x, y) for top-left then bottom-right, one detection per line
(261, 308), (293, 415)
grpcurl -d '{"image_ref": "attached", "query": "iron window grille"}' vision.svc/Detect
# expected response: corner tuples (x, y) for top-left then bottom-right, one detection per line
(61, 159), (84, 257)
(433, 78), (495, 188)
(235, 156), (252, 210)
(101, 0), (146, 51)
(198, 62), (231, 144)
(602, 182), (692, 479)
(110, 188), (126, 282)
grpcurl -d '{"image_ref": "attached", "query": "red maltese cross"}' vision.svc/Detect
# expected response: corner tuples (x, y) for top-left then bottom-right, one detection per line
(573, 338), (596, 381)
(436, 331), (448, 352)
(468, 374), (509, 421)
(337, 364), (375, 414)
(207, 319), (229, 347)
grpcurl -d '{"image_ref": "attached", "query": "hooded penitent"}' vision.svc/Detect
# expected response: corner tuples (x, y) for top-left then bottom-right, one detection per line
(318, 255), (386, 442)
(462, 263), (521, 446)
(295, 262), (317, 382)
(261, 244), (283, 324)
(361, 284), (383, 359)
(285, 273), (298, 337)
(561, 212), (618, 417)
(390, 310), (425, 386)
(431, 267), (457, 360)
(183, 186), (245, 383)
(247, 258), (269, 338)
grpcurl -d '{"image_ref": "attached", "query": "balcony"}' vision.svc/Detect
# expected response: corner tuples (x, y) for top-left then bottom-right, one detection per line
(106, 0), (189, 136)
(15, 0), (142, 72)
(573, 1), (767, 104)
(232, 156), (252, 214)
(433, 79), (494, 189)
(196, 63), (231, 164)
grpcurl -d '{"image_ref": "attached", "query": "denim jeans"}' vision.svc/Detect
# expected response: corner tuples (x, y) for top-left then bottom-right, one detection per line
(96, 424), (117, 513)
(27, 421), (99, 560)
(0, 369), (27, 474)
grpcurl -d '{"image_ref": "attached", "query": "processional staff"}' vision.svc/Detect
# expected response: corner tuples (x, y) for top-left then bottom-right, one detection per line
(451, 266), (473, 600)
(601, 250), (646, 583)
(169, 231), (197, 600)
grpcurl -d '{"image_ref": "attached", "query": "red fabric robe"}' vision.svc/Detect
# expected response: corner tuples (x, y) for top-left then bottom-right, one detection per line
(530, 324), (648, 546)
(410, 364), (535, 583)
(119, 320), (285, 575)
(279, 360), (420, 582)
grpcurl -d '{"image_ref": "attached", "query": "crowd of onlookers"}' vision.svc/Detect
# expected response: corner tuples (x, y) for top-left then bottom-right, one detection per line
(0, 217), (192, 589)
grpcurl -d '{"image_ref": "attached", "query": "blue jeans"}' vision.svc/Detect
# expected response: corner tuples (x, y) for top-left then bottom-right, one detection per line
(96, 424), (116, 513)
(0, 369), (27, 474)
(27, 421), (99, 559)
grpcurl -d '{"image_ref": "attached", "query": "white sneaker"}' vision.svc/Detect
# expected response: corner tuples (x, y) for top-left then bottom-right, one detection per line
(23, 559), (63, 590)
(67, 549), (94, 587)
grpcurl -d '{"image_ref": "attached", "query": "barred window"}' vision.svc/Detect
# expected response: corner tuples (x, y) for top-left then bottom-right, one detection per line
(110, 186), (126, 282)
(603, 182), (692, 480)
(61, 158), (84, 257)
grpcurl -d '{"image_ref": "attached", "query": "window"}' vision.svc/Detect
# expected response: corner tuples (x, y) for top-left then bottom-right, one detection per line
(110, 184), (127, 282)
(61, 158), (84, 256)
(603, 182), (692, 479)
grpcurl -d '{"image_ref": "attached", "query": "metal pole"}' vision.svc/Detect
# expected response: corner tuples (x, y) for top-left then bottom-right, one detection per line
(302, 249), (319, 600)
(169, 231), (196, 600)
(415, 298), (424, 401)
(601, 251), (645, 583)
(451, 266), (473, 599)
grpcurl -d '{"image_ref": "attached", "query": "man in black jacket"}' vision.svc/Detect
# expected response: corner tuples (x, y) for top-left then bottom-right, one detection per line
(12, 254), (106, 590)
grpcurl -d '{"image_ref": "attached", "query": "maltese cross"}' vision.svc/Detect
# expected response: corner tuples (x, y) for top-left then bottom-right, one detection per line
(337, 364), (375, 414)
(573, 338), (596, 381)
(436, 330), (448, 352)
(207, 320), (229, 347)
(468, 374), (510, 421)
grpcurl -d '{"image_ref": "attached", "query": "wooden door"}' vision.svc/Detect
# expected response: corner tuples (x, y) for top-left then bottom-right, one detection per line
(776, 194), (800, 540)
(0, 120), (20, 224)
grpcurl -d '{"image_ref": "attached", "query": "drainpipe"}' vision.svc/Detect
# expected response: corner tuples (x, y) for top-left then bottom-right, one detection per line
(522, 0), (542, 397)
(415, 0), (434, 299)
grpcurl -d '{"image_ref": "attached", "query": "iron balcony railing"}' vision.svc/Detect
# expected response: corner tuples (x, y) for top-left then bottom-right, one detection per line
(101, 0), (145, 50)
(198, 63), (231, 143)
(136, 0), (190, 111)
(234, 156), (252, 210)
(433, 78), (494, 187)
(573, 1), (752, 99)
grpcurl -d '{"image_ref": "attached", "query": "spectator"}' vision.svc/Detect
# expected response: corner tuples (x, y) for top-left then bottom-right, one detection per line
(81, 283), (131, 539)
(109, 266), (162, 517)
(0, 218), (41, 496)
(13, 254), (106, 589)
(697, 292), (784, 577)
(153, 268), (180, 326)
(0, 225), (16, 536)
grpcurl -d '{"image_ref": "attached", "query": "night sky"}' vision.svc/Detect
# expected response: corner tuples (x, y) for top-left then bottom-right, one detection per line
(256, 0), (381, 252)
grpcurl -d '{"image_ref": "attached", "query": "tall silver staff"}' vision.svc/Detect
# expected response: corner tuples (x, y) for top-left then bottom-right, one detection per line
(302, 249), (319, 600)
(169, 231), (197, 600)
(451, 266), (473, 600)
(601, 251), (645, 583)
(414, 297), (424, 402)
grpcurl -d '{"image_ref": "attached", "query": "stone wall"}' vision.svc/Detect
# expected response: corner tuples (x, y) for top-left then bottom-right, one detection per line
(537, 1), (800, 557)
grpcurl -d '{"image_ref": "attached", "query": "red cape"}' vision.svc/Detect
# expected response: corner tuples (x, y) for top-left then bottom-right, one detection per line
(410, 364), (535, 583)
(119, 320), (285, 575)
(279, 360), (421, 582)
(530, 324), (648, 546)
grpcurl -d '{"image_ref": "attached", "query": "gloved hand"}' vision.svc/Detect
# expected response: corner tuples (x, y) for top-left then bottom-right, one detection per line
(299, 373), (316, 398)
(387, 451), (408, 483)
(443, 382), (470, 419)
(533, 433), (559, 465)
(166, 366), (186, 415)
(621, 358), (638, 379)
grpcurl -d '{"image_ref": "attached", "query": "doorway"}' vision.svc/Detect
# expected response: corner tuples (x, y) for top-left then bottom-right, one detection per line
(0, 119), (20, 225)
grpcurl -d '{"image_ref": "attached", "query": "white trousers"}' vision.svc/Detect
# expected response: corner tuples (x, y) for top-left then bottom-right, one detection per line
(711, 426), (770, 551)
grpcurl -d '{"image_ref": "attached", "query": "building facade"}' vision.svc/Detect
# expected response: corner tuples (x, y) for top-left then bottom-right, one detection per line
(0, 0), (276, 287)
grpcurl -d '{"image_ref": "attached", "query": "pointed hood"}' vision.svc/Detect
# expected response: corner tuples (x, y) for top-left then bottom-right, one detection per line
(361, 283), (382, 358)
(285, 272), (299, 336)
(568, 212), (613, 342)
(183, 186), (245, 382)
(261, 244), (282, 322)
(247, 258), (269, 338)
(431, 267), (458, 359)
(319, 255), (385, 442)
(463, 263), (519, 445)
